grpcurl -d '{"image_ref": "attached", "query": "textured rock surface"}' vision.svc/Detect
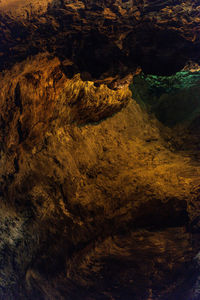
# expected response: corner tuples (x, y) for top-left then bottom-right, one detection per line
(0, 0), (200, 81)
(0, 54), (200, 299)
(1, 1), (200, 300)
(130, 71), (200, 126)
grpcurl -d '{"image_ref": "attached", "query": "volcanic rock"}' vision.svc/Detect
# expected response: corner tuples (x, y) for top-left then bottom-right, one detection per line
(1, 1), (200, 300)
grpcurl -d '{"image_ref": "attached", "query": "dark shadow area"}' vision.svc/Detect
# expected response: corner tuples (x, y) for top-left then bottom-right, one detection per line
(130, 70), (200, 127)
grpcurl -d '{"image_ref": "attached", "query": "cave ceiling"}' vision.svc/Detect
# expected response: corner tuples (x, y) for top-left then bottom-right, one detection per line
(0, 0), (200, 81)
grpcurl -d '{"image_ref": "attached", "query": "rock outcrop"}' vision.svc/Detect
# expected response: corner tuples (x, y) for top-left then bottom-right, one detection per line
(0, 53), (200, 299)
(1, 1), (200, 300)
(0, 0), (200, 81)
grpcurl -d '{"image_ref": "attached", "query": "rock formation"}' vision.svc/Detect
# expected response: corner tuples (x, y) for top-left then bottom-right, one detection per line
(1, 1), (200, 299)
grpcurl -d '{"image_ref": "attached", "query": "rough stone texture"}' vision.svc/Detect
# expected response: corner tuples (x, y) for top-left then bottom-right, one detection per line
(0, 54), (200, 299)
(1, 1), (200, 299)
(0, 0), (200, 81)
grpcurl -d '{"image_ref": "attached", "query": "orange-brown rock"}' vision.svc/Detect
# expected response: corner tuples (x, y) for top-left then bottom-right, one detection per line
(1, 1), (200, 300)
(0, 54), (200, 299)
(0, 0), (200, 81)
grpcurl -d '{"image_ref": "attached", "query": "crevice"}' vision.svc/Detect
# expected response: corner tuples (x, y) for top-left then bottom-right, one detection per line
(17, 119), (24, 143)
(14, 83), (23, 114)
(14, 157), (19, 173)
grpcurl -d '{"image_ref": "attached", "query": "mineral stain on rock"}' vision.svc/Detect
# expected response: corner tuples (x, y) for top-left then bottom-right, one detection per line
(1, 1), (200, 300)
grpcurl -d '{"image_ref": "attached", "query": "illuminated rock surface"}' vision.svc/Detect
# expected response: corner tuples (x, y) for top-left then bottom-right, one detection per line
(1, 1), (200, 300)
(1, 0), (200, 81)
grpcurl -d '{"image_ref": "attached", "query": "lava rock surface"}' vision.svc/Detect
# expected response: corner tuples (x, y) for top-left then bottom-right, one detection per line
(0, 0), (200, 81)
(1, 1), (200, 300)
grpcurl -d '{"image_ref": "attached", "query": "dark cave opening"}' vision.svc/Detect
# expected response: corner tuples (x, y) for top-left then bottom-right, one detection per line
(130, 68), (200, 127)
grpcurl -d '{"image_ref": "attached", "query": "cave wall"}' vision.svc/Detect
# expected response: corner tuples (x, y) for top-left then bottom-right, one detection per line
(1, 1), (200, 299)
(0, 54), (200, 299)
(130, 70), (200, 126)
(0, 0), (200, 81)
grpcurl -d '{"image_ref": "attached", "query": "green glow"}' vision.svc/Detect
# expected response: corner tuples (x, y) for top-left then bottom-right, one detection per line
(130, 71), (200, 127)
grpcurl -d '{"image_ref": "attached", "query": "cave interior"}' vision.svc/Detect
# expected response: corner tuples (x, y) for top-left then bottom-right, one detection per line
(1, 1), (200, 300)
